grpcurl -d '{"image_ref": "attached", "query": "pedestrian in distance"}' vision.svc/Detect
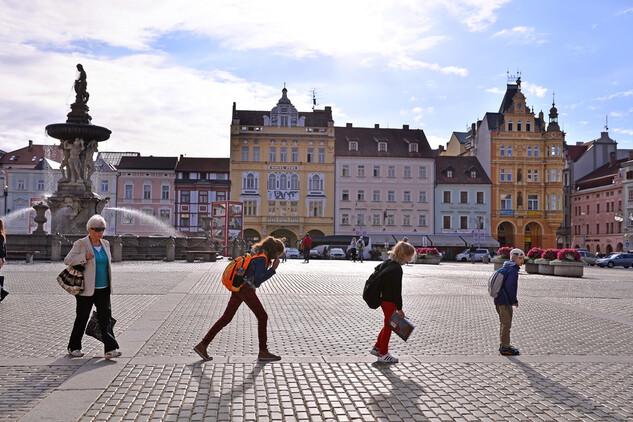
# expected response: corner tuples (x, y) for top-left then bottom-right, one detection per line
(0, 218), (8, 302)
(66, 215), (121, 360)
(469, 243), (477, 264)
(301, 234), (312, 263)
(370, 240), (415, 363)
(194, 236), (286, 362)
(349, 237), (357, 262)
(495, 248), (524, 356)
(357, 236), (365, 263)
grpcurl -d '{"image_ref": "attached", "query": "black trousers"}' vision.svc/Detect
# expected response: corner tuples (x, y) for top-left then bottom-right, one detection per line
(68, 288), (119, 353)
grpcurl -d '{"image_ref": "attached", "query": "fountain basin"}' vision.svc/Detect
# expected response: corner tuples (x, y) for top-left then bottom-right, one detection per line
(45, 123), (111, 142)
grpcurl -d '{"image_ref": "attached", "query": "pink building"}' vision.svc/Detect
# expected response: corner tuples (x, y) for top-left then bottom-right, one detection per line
(571, 154), (627, 254)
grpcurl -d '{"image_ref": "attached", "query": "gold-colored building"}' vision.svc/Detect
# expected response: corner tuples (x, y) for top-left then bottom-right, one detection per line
(470, 78), (564, 250)
(229, 87), (335, 248)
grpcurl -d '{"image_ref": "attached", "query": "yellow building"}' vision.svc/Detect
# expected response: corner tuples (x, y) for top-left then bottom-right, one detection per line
(229, 87), (335, 248)
(470, 77), (564, 250)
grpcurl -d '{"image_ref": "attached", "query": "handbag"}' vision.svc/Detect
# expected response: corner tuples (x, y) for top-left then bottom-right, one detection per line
(85, 310), (117, 343)
(57, 264), (85, 295)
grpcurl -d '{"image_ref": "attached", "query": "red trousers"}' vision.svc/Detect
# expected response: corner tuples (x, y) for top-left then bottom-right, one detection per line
(202, 284), (268, 350)
(375, 301), (397, 355)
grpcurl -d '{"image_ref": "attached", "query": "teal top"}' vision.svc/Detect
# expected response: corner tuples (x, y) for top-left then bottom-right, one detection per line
(93, 246), (109, 289)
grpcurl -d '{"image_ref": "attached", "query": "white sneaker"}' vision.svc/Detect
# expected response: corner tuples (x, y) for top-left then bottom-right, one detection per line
(370, 346), (380, 357)
(377, 352), (398, 363)
(104, 349), (122, 360)
(68, 349), (84, 358)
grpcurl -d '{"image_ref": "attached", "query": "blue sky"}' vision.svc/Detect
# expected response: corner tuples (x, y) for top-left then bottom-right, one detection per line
(1, 0), (632, 158)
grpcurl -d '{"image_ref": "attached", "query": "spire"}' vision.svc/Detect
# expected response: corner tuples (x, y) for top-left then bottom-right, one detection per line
(547, 92), (560, 132)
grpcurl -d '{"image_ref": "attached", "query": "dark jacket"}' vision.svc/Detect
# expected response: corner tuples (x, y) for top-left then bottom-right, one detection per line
(494, 260), (519, 306)
(380, 260), (404, 310)
(245, 255), (275, 288)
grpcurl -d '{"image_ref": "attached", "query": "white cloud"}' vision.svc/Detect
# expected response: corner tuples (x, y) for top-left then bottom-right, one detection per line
(486, 87), (505, 95)
(522, 82), (548, 98)
(441, 0), (511, 31)
(613, 128), (633, 135)
(615, 8), (633, 16)
(493, 26), (548, 45)
(388, 57), (468, 76)
(597, 90), (633, 101)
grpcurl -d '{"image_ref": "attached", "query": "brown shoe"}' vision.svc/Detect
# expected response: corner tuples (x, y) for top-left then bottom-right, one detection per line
(194, 342), (212, 361)
(258, 349), (281, 361)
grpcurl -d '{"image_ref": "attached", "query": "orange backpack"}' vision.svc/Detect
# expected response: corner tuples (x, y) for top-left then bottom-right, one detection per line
(221, 253), (268, 292)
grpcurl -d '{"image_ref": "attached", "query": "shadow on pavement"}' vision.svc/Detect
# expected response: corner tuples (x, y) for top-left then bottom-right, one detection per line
(366, 363), (428, 421)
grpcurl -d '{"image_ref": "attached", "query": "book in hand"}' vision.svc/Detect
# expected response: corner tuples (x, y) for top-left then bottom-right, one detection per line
(389, 311), (415, 342)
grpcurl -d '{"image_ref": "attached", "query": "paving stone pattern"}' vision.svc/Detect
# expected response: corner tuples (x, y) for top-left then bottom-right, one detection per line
(0, 260), (632, 421)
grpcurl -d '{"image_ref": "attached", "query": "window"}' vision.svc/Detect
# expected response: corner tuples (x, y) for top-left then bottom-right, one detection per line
(501, 194), (512, 210)
(418, 191), (427, 203)
(341, 165), (350, 177)
(290, 174), (299, 190)
(342, 190), (349, 201)
(527, 146), (532, 157)
(470, 170), (477, 178)
(349, 141), (358, 151)
(403, 191), (411, 202)
(357, 190), (365, 201)
(181, 191), (190, 203)
(241, 146), (249, 161)
(517, 120), (522, 131)
(268, 174), (276, 190)
(460, 216), (468, 229)
(308, 201), (323, 217)
(378, 142), (387, 152)
(372, 190), (380, 201)
(460, 191), (468, 204)
(500, 169), (505, 182)
(508, 120), (513, 131)
(17, 179), (25, 190)
(280, 147), (287, 162)
(244, 200), (257, 216)
(446, 170), (453, 178)
(372, 214), (381, 226)
(141, 209), (154, 225)
(37, 179), (45, 190)
(526, 120), (531, 132)
(100, 180), (109, 192)
(418, 166), (427, 179)
(244, 173), (257, 190)
(269, 147), (277, 162)
(534, 169), (539, 183)
(279, 174), (287, 190)
(528, 194), (538, 210)
(500, 145), (505, 157)
(403, 214), (411, 226)
(409, 143), (418, 152)
(477, 192), (484, 204)
(318, 148), (325, 163)
(507, 169), (512, 182)
(253, 147), (261, 162)
(443, 191), (451, 204)
(124, 184), (133, 200)
(159, 209), (170, 225)
(507, 146), (513, 157)
(199, 191), (208, 204)
(550, 194), (558, 211)
(143, 184), (151, 200)
(307, 148), (314, 163)
(403, 166), (411, 178)
(385, 213), (395, 226)
(357, 165), (365, 177)
(309, 174), (324, 191)
(122, 211), (134, 224)
(341, 214), (350, 225)
(387, 191), (395, 202)
(534, 146), (539, 157)
(527, 169), (533, 182)
(290, 148), (298, 162)
(180, 213), (190, 227)
(418, 214), (427, 227)
(443, 215), (451, 229)
(387, 166), (395, 178)
(373, 166), (380, 177)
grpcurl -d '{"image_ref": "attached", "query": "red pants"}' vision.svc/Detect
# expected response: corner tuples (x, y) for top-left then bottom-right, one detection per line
(375, 301), (397, 355)
(202, 284), (268, 350)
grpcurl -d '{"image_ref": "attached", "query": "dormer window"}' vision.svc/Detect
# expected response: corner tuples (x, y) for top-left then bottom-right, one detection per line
(378, 142), (387, 152)
(446, 170), (453, 178)
(32, 156), (37, 161)
(349, 141), (358, 151)
(409, 143), (418, 153)
(470, 170), (477, 178)
(10, 155), (17, 161)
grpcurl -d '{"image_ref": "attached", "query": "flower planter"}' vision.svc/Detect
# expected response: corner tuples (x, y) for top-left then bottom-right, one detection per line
(551, 260), (584, 278)
(414, 255), (441, 265)
(492, 258), (506, 270)
(536, 260), (554, 275)
(525, 259), (539, 274)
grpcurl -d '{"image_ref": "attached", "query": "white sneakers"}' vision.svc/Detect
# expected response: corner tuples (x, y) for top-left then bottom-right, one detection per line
(377, 352), (399, 363)
(370, 346), (380, 357)
(68, 349), (84, 358)
(104, 349), (122, 360)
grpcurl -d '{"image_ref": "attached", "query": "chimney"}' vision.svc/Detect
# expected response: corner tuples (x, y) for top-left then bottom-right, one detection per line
(28, 139), (33, 150)
(609, 151), (616, 166)
(374, 124), (380, 129)
(471, 123), (476, 135)
(403, 124), (409, 130)
(629, 151), (633, 160)
(346, 123), (353, 128)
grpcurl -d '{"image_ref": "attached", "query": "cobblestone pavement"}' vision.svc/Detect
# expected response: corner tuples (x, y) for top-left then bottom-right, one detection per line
(1, 259), (632, 421)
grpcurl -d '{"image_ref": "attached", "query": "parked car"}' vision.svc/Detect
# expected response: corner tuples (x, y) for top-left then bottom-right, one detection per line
(455, 248), (490, 262)
(577, 250), (597, 266)
(310, 244), (331, 259)
(285, 247), (301, 259)
(329, 247), (346, 259)
(596, 253), (633, 268)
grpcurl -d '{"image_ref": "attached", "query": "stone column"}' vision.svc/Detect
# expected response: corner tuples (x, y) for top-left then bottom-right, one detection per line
(51, 235), (62, 261)
(165, 237), (175, 262)
(112, 236), (123, 262)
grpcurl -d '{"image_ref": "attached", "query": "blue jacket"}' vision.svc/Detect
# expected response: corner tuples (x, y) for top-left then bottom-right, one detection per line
(244, 255), (276, 288)
(494, 260), (519, 306)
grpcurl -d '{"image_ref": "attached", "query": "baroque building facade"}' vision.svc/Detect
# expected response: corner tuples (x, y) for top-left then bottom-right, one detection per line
(467, 77), (564, 250)
(229, 87), (335, 248)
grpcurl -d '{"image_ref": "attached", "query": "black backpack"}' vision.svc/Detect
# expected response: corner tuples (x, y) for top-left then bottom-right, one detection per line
(363, 259), (397, 309)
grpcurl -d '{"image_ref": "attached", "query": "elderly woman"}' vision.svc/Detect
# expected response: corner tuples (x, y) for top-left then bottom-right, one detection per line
(65, 215), (121, 359)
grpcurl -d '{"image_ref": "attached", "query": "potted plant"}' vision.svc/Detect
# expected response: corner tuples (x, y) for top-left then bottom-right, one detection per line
(414, 247), (441, 264)
(551, 248), (584, 277)
(525, 247), (542, 274)
(492, 246), (512, 270)
(536, 248), (558, 275)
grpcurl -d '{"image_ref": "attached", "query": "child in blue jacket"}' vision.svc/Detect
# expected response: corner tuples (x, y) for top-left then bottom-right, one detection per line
(495, 248), (524, 356)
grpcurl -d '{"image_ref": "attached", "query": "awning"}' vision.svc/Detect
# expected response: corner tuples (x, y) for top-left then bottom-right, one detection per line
(459, 235), (500, 248)
(426, 235), (467, 247)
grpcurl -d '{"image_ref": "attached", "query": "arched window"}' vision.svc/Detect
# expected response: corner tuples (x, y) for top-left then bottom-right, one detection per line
(507, 145), (513, 157)
(500, 145), (505, 157)
(527, 146), (532, 157)
(517, 120), (522, 131)
(526, 120), (531, 132)
(268, 174), (276, 190)
(508, 120), (513, 131)
(309, 174), (324, 191)
(534, 146), (539, 157)
(290, 174), (299, 190)
(244, 173), (257, 190)
(279, 174), (287, 190)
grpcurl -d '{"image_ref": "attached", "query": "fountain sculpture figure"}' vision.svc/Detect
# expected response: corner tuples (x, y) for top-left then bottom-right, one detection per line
(45, 64), (112, 234)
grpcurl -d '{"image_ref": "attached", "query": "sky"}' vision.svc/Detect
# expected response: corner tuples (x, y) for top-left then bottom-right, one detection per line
(1, 0), (632, 158)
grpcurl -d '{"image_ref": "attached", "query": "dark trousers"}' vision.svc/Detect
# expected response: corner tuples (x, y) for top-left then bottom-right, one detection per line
(202, 284), (268, 350)
(68, 288), (119, 353)
(303, 249), (310, 262)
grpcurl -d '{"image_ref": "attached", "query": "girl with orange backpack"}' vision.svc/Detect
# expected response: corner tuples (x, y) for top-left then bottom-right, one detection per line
(194, 236), (285, 362)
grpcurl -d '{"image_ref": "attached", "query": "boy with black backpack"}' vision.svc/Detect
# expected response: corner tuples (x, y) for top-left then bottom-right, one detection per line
(495, 248), (524, 356)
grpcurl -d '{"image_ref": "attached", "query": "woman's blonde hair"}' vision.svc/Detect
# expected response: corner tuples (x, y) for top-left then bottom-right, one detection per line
(388, 241), (415, 264)
(251, 236), (285, 260)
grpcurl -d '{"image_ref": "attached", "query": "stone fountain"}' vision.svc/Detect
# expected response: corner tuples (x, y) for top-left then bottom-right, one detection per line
(45, 64), (112, 234)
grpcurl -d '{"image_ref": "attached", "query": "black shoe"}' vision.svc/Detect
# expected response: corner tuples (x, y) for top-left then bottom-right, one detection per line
(499, 346), (520, 356)
(0, 288), (8, 302)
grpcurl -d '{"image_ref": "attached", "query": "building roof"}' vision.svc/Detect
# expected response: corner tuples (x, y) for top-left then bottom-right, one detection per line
(175, 157), (230, 172)
(575, 156), (628, 190)
(566, 144), (588, 162)
(117, 155), (178, 170)
(0, 141), (64, 168)
(334, 124), (434, 158)
(435, 156), (492, 185)
(97, 152), (140, 167)
(452, 131), (470, 144)
(233, 107), (333, 127)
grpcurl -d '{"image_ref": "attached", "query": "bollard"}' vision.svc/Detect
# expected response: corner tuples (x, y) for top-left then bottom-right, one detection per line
(165, 237), (175, 262)
(51, 237), (62, 261)
(112, 236), (123, 262)
(482, 254), (489, 264)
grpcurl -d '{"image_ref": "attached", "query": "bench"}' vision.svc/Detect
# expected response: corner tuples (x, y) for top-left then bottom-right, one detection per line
(185, 250), (219, 263)
(7, 250), (41, 263)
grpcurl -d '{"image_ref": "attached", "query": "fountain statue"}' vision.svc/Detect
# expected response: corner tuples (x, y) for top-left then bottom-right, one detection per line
(45, 64), (112, 234)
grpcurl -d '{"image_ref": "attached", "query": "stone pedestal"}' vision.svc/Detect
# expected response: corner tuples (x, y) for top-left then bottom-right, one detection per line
(165, 237), (175, 262)
(537, 260), (555, 275)
(525, 259), (539, 274)
(551, 261), (584, 277)
(46, 192), (109, 235)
